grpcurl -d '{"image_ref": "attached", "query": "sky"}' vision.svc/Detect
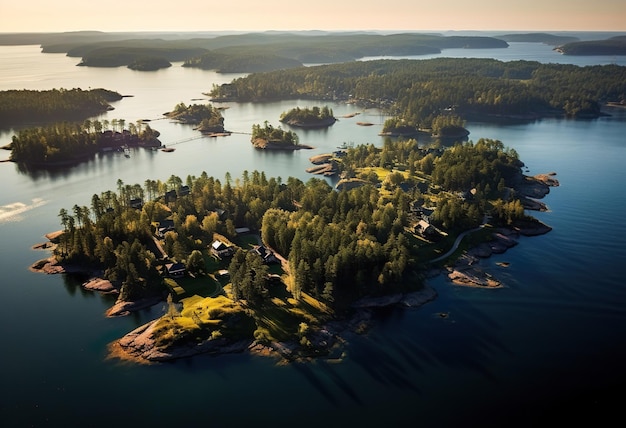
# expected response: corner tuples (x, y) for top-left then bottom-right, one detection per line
(1, 0), (625, 33)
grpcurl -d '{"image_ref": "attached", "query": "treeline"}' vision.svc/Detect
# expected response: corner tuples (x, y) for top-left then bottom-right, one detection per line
(36, 32), (509, 68)
(10, 119), (160, 164)
(210, 58), (626, 128)
(183, 51), (303, 73)
(0, 88), (121, 128)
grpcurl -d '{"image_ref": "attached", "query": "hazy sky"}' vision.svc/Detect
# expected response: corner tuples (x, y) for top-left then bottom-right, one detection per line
(1, 0), (624, 33)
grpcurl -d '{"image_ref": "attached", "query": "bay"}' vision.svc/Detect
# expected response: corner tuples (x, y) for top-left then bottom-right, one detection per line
(1, 42), (625, 427)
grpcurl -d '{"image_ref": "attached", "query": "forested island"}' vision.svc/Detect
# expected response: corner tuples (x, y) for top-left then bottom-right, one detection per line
(182, 51), (303, 73)
(210, 58), (626, 133)
(0, 88), (121, 128)
(250, 122), (305, 149)
(128, 56), (172, 71)
(555, 36), (626, 56)
(9, 119), (161, 166)
(33, 135), (556, 362)
(164, 102), (226, 134)
(279, 106), (336, 128)
(495, 33), (579, 45)
(76, 46), (206, 70)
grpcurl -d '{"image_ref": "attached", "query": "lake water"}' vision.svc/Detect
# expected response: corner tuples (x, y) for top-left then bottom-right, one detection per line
(1, 42), (625, 427)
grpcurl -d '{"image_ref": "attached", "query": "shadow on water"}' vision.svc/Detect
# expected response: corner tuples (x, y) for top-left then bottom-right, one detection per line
(317, 360), (364, 405)
(291, 362), (340, 406)
(348, 292), (513, 389)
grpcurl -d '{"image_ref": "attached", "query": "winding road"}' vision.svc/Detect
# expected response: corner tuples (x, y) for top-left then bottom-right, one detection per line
(428, 219), (487, 264)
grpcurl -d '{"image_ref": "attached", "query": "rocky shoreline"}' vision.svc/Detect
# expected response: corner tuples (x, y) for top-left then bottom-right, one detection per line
(109, 284), (439, 364)
(251, 137), (314, 150)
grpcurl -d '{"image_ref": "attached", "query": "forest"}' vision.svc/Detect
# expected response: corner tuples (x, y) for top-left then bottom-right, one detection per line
(0, 88), (121, 128)
(54, 137), (531, 306)
(210, 58), (626, 132)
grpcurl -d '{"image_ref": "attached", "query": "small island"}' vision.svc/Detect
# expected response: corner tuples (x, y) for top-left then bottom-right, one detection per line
(250, 121), (311, 150)
(164, 102), (227, 134)
(128, 56), (172, 71)
(279, 106), (336, 128)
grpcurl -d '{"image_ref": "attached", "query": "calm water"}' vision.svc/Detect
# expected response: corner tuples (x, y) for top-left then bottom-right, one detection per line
(1, 43), (626, 427)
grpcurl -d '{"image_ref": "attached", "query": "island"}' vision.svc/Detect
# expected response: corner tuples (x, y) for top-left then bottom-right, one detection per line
(32, 135), (557, 364)
(209, 57), (626, 121)
(279, 106), (337, 128)
(495, 32), (579, 46)
(128, 56), (172, 71)
(0, 88), (121, 128)
(163, 102), (227, 135)
(555, 36), (626, 56)
(8, 119), (162, 166)
(250, 122), (312, 150)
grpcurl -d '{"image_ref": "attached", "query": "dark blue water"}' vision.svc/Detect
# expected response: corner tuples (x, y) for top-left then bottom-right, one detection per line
(1, 44), (625, 427)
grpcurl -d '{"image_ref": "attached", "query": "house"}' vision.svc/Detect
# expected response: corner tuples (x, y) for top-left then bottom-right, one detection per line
(178, 185), (190, 196)
(252, 245), (278, 264)
(164, 190), (177, 204)
(165, 262), (186, 278)
(129, 198), (143, 209)
(211, 240), (234, 258)
(235, 227), (251, 235)
(415, 219), (436, 237)
(157, 219), (175, 238)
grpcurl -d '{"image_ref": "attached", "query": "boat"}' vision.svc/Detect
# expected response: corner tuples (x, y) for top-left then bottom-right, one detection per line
(161, 147), (175, 152)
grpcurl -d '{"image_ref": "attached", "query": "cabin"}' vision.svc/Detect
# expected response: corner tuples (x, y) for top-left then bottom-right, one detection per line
(165, 262), (186, 278)
(211, 240), (234, 259)
(129, 198), (143, 209)
(157, 219), (175, 238)
(164, 190), (177, 204)
(252, 245), (279, 264)
(415, 219), (436, 237)
(178, 185), (190, 196)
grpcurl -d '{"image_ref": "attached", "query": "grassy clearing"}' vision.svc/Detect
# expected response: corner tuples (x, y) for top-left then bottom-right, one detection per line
(152, 294), (253, 348)
(164, 275), (222, 301)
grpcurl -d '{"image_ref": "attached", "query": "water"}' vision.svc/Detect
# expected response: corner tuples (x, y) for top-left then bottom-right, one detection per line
(1, 43), (626, 427)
